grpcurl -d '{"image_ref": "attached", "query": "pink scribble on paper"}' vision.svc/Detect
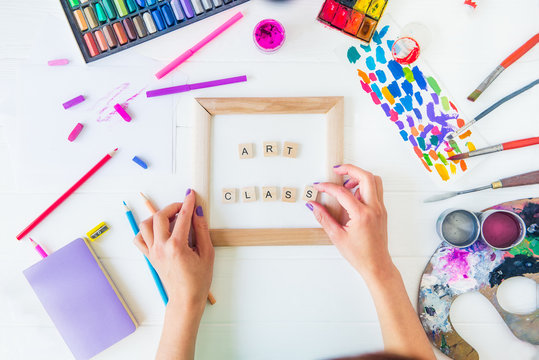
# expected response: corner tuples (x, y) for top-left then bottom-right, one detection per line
(94, 83), (145, 122)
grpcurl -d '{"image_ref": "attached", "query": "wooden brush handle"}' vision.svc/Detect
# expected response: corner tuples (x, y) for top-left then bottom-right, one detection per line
(499, 170), (539, 188)
(503, 136), (539, 150)
(501, 33), (539, 68)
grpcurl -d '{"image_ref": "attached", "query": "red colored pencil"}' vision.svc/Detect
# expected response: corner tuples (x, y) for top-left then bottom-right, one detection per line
(467, 33), (539, 102)
(448, 137), (539, 161)
(16, 149), (118, 240)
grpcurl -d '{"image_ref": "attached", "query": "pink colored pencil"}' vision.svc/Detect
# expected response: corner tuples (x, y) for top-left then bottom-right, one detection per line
(29, 238), (48, 258)
(155, 12), (243, 80)
(16, 149), (118, 240)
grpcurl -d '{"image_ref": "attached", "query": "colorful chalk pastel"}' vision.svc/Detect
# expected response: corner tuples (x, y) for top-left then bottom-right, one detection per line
(146, 75), (247, 97)
(48, 59), (69, 66)
(114, 103), (131, 122)
(68, 123), (84, 142)
(132, 156), (148, 169)
(62, 95), (85, 109)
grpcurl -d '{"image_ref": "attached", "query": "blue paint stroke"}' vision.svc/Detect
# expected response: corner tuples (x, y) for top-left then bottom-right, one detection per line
(408, 134), (418, 146)
(347, 46), (361, 64)
(406, 116), (415, 127)
(386, 40), (395, 51)
(394, 103), (405, 114)
(414, 92), (423, 105)
(375, 69), (387, 83)
(366, 56), (376, 70)
(401, 80), (413, 96)
(401, 96), (413, 111)
(412, 66), (427, 90)
(376, 46), (387, 64)
(387, 60), (404, 80)
(378, 25), (389, 39)
(426, 102), (459, 126)
(395, 121), (405, 130)
(420, 124), (434, 138)
(414, 108), (422, 120)
(399, 130), (408, 141)
(370, 83), (384, 101)
(360, 44), (371, 52)
(372, 31), (382, 44)
(431, 93), (439, 104)
(387, 81), (402, 98)
(381, 103), (391, 117)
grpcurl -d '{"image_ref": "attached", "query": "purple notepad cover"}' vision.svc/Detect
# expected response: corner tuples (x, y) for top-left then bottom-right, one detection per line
(23, 238), (137, 360)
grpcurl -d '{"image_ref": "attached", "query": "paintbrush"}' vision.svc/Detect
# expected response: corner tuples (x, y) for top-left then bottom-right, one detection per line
(424, 170), (539, 202)
(467, 33), (539, 102)
(449, 79), (539, 140)
(447, 137), (539, 161)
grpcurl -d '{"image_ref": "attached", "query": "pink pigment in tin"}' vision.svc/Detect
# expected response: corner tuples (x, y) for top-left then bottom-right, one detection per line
(253, 19), (285, 53)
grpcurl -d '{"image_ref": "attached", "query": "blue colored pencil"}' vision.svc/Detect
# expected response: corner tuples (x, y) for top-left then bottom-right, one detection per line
(123, 201), (169, 305)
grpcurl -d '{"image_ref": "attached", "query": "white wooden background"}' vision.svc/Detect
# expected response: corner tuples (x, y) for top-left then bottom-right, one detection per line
(1, 0), (538, 359)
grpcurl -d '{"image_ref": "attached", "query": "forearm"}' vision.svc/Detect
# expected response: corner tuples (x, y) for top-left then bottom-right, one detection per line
(156, 300), (205, 360)
(364, 263), (435, 360)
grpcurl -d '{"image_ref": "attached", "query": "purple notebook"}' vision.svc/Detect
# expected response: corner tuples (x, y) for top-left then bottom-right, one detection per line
(23, 238), (137, 360)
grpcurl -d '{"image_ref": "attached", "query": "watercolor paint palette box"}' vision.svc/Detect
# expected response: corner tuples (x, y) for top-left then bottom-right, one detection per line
(60, 0), (250, 63)
(317, 0), (388, 43)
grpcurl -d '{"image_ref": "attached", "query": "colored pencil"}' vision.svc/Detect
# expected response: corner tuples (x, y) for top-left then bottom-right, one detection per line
(467, 33), (539, 102)
(155, 11), (243, 80)
(448, 137), (539, 161)
(146, 75), (247, 98)
(29, 238), (48, 258)
(138, 193), (216, 305)
(123, 201), (169, 305)
(450, 79), (539, 139)
(16, 149), (118, 240)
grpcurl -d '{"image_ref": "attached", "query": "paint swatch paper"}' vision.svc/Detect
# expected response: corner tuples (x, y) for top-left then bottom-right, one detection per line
(346, 23), (486, 184)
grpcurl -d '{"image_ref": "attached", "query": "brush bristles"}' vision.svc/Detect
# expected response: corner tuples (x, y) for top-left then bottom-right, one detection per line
(447, 154), (468, 161)
(467, 90), (482, 102)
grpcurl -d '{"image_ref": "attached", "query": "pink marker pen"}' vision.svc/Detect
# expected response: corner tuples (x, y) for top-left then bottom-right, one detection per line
(29, 238), (48, 258)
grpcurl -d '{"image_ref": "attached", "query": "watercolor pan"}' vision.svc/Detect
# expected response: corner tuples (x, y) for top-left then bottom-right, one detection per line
(60, 0), (250, 63)
(317, 0), (388, 43)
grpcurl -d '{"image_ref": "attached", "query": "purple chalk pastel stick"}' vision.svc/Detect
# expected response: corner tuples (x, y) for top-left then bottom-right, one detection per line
(146, 75), (247, 98)
(62, 95), (85, 109)
(68, 123), (84, 142)
(114, 104), (131, 122)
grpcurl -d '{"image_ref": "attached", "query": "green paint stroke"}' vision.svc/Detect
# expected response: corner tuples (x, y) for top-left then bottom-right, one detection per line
(430, 135), (439, 146)
(403, 67), (415, 82)
(417, 137), (426, 150)
(347, 46), (361, 64)
(423, 154), (433, 166)
(449, 139), (461, 154)
(427, 76), (441, 95)
(438, 152), (448, 165)
(441, 96), (450, 111)
(509, 238), (538, 257)
(441, 334), (449, 354)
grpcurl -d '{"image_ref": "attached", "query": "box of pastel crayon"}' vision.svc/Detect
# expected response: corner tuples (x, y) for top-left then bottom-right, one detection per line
(317, 0), (388, 43)
(60, 0), (250, 63)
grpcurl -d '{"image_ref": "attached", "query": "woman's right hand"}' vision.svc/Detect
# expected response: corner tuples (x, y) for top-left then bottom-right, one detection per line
(308, 164), (392, 280)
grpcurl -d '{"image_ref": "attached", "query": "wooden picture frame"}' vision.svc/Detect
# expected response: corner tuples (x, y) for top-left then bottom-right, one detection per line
(192, 97), (344, 246)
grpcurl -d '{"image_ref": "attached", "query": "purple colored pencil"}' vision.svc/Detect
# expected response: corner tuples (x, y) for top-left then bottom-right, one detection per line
(146, 75), (247, 98)
(62, 95), (85, 109)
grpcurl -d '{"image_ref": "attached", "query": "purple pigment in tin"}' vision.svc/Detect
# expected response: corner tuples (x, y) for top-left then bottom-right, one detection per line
(253, 19), (285, 53)
(482, 212), (522, 249)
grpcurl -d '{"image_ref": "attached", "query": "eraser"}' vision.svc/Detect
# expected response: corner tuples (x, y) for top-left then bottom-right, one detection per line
(68, 123), (84, 142)
(132, 156), (148, 169)
(114, 103), (131, 122)
(63, 95), (85, 109)
(48, 59), (69, 66)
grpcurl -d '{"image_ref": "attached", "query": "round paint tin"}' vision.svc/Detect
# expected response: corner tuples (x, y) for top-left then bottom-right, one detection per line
(253, 19), (285, 53)
(437, 209), (481, 248)
(391, 37), (420, 65)
(480, 210), (526, 250)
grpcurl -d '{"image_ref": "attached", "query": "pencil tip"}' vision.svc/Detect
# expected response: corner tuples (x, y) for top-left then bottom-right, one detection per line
(123, 201), (127, 206)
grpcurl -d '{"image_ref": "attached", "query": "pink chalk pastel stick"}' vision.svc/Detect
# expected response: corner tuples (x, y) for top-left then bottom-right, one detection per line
(155, 12), (243, 80)
(68, 123), (84, 142)
(114, 104), (131, 122)
(63, 95), (85, 109)
(48, 59), (69, 66)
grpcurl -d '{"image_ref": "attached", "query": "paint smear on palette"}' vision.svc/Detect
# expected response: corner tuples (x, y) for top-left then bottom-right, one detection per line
(94, 83), (145, 122)
(346, 25), (478, 182)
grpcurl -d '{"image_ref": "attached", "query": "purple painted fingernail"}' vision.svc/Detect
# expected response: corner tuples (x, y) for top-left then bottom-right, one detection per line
(196, 206), (204, 216)
(185, 188), (191, 196)
(333, 165), (341, 168)
(305, 203), (313, 211)
(343, 179), (350, 186)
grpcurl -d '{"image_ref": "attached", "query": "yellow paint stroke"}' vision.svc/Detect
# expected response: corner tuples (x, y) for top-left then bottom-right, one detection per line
(459, 130), (472, 139)
(466, 142), (476, 151)
(450, 163), (457, 174)
(418, 124), (425, 131)
(435, 163), (449, 181)
(411, 127), (419, 137)
(429, 150), (439, 161)
(446, 150), (455, 158)
(357, 69), (371, 84)
(381, 87), (395, 105)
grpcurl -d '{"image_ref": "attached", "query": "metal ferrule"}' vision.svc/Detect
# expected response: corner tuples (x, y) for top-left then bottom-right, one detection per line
(468, 144), (504, 158)
(477, 65), (505, 93)
(491, 181), (503, 189)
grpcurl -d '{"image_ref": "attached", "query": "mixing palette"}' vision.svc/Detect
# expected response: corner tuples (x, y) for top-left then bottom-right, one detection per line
(60, 0), (250, 63)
